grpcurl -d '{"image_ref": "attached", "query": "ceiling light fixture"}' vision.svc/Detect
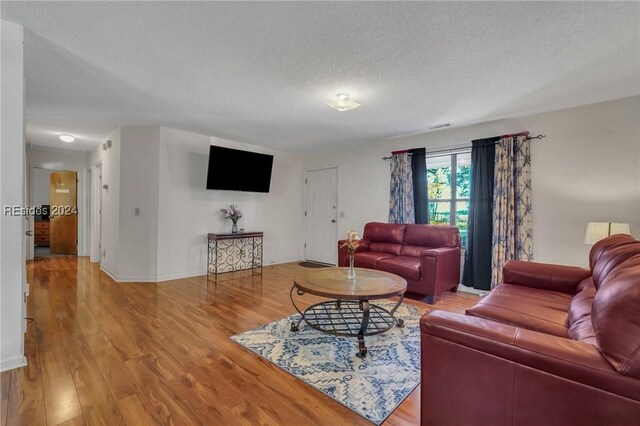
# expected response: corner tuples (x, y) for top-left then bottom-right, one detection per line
(59, 134), (76, 143)
(326, 93), (361, 112)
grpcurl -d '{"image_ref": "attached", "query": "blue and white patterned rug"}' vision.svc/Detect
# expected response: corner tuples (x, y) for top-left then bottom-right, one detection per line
(230, 301), (421, 425)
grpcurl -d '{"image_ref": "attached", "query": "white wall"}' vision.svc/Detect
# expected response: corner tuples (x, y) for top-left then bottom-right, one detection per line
(156, 127), (305, 280)
(0, 20), (27, 371)
(26, 148), (89, 258)
(88, 163), (100, 262)
(117, 126), (160, 280)
(85, 125), (303, 282)
(304, 96), (640, 267)
(32, 167), (50, 207)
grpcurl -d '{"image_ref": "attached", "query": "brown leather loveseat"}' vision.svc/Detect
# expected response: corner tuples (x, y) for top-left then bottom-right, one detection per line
(338, 222), (461, 303)
(420, 234), (640, 425)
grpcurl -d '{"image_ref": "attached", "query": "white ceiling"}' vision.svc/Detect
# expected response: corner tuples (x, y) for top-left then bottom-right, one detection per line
(2, 2), (639, 154)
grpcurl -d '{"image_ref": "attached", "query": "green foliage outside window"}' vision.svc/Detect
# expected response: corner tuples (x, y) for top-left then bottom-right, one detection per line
(427, 162), (471, 247)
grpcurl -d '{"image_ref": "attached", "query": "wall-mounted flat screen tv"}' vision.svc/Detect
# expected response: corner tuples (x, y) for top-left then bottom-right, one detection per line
(206, 146), (274, 193)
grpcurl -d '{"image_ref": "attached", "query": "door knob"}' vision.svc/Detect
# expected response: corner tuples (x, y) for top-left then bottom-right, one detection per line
(331, 219), (336, 223)
(25, 230), (33, 236)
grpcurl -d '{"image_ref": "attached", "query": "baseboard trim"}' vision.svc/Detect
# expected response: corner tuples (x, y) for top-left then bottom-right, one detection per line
(100, 265), (119, 282)
(0, 355), (27, 372)
(98, 260), (298, 284)
(156, 271), (205, 282)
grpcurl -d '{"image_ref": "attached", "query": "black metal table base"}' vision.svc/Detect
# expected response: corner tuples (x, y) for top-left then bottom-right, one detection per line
(290, 286), (404, 357)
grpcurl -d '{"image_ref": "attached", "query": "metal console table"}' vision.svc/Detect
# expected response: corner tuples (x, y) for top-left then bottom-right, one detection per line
(207, 232), (263, 282)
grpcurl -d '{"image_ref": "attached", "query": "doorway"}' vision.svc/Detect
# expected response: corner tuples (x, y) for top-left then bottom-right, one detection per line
(31, 168), (78, 257)
(304, 168), (338, 264)
(50, 170), (78, 255)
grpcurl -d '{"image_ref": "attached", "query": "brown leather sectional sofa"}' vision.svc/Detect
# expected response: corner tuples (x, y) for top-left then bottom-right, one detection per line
(420, 234), (640, 425)
(338, 222), (461, 303)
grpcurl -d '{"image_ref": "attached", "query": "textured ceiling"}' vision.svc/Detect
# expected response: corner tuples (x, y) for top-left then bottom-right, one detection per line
(2, 1), (639, 154)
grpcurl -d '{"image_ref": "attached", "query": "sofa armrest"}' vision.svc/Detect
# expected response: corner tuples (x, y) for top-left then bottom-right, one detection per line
(418, 247), (461, 299)
(337, 239), (370, 266)
(502, 259), (591, 294)
(421, 311), (640, 401)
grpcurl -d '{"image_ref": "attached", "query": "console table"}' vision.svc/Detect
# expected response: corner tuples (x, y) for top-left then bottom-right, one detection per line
(207, 232), (263, 282)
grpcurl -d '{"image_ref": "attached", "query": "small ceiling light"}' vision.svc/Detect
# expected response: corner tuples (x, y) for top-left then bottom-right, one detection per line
(326, 93), (361, 112)
(59, 134), (76, 143)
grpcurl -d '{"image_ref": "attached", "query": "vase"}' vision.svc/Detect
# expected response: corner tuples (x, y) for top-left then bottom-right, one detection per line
(231, 221), (238, 234)
(347, 254), (356, 280)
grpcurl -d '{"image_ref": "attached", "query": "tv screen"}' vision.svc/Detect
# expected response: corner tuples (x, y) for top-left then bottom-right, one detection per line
(206, 146), (274, 192)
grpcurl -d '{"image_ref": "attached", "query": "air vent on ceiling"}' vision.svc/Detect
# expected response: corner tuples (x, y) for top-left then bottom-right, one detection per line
(428, 123), (451, 130)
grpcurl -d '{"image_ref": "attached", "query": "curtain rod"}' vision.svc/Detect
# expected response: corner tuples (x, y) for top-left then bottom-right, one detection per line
(382, 134), (545, 160)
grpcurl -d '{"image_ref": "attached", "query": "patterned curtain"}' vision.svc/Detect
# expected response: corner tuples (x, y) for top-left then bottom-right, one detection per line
(389, 152), (415, 224)
(491, 135), (533, 287)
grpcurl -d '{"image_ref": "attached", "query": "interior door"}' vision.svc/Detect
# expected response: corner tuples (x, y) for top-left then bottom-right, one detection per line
(305, 168), (338, 264)
(50, 170), (78, 254)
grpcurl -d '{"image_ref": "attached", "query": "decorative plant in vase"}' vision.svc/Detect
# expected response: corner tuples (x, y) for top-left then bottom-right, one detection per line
(220, 204), (243, 234)
(340, 230), (361, 280)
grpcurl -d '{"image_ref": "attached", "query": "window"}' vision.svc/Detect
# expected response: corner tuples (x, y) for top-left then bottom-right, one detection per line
(426, 151), (471, 248)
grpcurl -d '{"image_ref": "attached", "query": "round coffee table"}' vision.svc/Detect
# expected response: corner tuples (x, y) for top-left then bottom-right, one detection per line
(290, 267), (407, 357)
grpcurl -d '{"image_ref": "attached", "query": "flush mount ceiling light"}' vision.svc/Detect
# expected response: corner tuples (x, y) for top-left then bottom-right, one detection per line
(59, 134), (76, 143)
(326, 93), (361, 112)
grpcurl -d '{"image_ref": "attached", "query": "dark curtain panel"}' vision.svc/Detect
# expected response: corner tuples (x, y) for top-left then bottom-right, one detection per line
(410, 148), (429, 224)
(462, 137), (499, 290)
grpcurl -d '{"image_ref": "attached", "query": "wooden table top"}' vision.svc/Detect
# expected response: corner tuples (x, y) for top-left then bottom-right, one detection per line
(293, 267), (407, 300)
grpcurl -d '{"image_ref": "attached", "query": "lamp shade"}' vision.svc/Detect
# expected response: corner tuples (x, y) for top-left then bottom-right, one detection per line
(610, 223), (631, 235)
(584, 222), (631, 244)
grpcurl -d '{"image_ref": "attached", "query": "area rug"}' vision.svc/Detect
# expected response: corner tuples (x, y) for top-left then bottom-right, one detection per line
(230, 301), (421, 425)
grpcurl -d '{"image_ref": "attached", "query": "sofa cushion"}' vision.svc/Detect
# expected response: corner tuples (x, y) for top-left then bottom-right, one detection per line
(502, 260), (591, 294)
(369, 242), (402, 256)
(589, 233), (637, 270)
(404, 224), (460, 248)
(400, 244), (433, 257)
(378, 256), (421, 281)
(591, 248), (640, 379)
(592, 241), (640, 290)
(466, 284), (572, 337)
(363, 222), (406, 244)
(491, 283), (574, 309)
(568, 278), (597, 345)
(354, 252), (395, 269)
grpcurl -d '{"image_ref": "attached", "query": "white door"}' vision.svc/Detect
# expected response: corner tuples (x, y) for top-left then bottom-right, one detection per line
(305, 168), (338, 264)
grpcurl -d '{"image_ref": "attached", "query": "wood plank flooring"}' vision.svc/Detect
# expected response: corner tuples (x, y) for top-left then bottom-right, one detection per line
(1, 257), (479, 425)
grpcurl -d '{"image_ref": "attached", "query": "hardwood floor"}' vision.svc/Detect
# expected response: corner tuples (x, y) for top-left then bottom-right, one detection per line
(1, 257), (479, 425)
